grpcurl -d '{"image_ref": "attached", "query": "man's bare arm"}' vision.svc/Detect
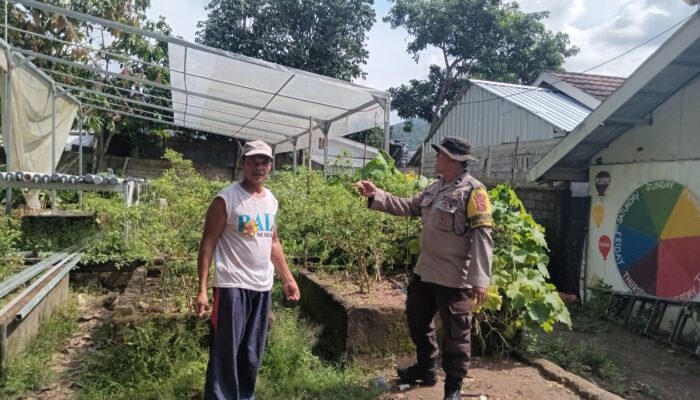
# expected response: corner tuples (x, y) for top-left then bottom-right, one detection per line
(195, 197), (227, 316)
(271, 228), (300, 301)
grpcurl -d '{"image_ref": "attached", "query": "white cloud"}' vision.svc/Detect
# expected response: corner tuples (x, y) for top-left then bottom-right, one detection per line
(517, 0), (586, 31)
(147, 0), (696, 91)
(358, 18), (443, 91)
(520, 0), (693, 77)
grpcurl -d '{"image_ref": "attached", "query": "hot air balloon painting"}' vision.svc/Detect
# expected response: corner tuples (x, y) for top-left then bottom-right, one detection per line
(592, 204), (605, 228)
(595, 171), (611, 196)
(599, 235), (612, 261)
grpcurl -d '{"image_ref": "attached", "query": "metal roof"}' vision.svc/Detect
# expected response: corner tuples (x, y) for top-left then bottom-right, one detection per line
(529, 11), (700, 182)
(470, 80), (591, 132)
(10, 0), (391, 153)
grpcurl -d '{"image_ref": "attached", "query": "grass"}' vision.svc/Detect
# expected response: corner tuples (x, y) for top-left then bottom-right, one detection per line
(0, 298), (78, 399)
(523, 293), (668, 400)
(533, 337), (628, 393)
(76, 316), (209, 400)
(257, 308), (382, 400)
(75, 286), (382, 400)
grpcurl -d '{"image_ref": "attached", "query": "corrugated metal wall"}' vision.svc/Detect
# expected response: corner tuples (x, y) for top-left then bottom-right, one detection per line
(430, 85), (562, 147)
(423, 85), (563, 177)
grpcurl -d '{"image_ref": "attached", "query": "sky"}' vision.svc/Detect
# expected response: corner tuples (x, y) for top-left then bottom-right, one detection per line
(147, 0), (696, 94)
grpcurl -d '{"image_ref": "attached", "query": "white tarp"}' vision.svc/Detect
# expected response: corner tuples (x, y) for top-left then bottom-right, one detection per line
(1, 58), (79, 208)
(167, 44), (388, 152)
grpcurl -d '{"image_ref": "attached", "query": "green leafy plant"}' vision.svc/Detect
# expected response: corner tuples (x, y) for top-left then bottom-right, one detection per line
(267, 161), (422, 293)
(474, 185), (571, 354)
(0, 218), (22, 281)
(361, 150), (428, 196)
(79, 150), (227, 309)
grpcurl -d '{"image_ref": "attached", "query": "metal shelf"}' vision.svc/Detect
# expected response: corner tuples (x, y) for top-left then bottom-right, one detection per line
(0, 180), (126, 193)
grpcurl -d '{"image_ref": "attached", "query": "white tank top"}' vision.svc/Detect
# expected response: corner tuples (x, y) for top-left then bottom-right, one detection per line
(213, 182), (277, 291)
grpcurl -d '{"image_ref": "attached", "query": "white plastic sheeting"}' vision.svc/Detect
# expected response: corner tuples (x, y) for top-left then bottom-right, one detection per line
(168, 44), (388, 153)
(1, 52), (79, 208)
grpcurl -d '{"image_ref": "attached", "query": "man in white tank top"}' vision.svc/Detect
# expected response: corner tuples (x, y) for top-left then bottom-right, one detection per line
(196, 140), (300, 400)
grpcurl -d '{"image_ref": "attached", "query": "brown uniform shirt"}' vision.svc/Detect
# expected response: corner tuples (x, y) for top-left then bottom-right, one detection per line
(369, 172), (493, 289)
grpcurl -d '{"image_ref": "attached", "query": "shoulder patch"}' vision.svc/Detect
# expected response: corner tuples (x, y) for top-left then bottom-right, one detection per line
(466, 187), (493, 228)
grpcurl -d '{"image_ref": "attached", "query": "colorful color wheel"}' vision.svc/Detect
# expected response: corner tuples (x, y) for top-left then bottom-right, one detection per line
(614, 180), (700, 299)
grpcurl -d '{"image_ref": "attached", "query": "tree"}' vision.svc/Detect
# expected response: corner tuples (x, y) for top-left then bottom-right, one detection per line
(2, 0), (174, 172)
(384, 0), (579, 128)
(196, 0), (375, 81)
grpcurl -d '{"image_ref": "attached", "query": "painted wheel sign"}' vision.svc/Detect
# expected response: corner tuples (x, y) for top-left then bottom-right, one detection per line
(614, 180), (700, 299)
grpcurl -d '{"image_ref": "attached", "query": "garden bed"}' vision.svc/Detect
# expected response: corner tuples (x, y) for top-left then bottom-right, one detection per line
(296, 268), (413, 363)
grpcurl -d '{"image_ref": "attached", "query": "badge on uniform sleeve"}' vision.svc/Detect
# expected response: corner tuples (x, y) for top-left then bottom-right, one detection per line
(466, 188), (493, 228)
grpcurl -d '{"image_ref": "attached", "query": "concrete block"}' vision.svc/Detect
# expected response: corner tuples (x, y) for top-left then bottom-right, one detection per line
(0, 274), (69, 370)
(114, 267), (147, 317)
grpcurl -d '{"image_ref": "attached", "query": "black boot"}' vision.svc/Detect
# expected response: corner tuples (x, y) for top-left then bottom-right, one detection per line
(396, 361), (438, 386)
(443, 375), (463, 400)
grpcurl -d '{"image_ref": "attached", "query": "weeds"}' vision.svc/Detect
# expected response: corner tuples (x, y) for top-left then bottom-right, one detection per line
(536, 338), (626, 389)
(75, 286), (381, 400)
(76, 317), (208, 400)
(0, 298), (78, 399)
(257, 308), (382, 400)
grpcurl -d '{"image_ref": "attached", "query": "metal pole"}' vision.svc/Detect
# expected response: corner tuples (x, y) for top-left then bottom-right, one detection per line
(362, 130), (367, 170)
(307, 116), (313, 171)
(123, 183), (129, 244)
(307, 116), (312, 196)
(271, 144), (276, 172)
(15, 254), (81, 320)
(292, 137), (297, 175)
(383, 95), (391, 152)
(323, 124), (329, 179)
(51, 85), (56, 209)
(78, 105), (83, 206)
(4, 0), (8, 42)
(4, 46), (13, 214)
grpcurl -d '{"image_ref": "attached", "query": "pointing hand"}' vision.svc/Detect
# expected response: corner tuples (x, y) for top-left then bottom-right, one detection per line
(354, 180), (377, 198)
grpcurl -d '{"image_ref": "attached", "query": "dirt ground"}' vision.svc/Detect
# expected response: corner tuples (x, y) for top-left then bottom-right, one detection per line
(24, 292), (114, 400)
(375, 356), (581, 400)
(316, 272), (584, 399)
(312, 269), (409, 309)
(538, 324), (700, 400)
(315, 270), (700, 400)
(26, 270), (700, 400)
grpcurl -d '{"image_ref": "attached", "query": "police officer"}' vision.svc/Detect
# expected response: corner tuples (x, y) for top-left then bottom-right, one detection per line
(356, 136), (493, 400)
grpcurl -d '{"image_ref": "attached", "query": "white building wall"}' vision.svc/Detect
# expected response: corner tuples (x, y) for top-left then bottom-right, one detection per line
(596, 76), (700, 164)
(586, 77), (700, 302)
(310, 137), (378, 169)
(587, 161), (700, 302)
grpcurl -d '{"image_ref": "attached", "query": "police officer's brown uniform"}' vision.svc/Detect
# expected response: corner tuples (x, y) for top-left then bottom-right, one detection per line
(366, 136), (493, 400)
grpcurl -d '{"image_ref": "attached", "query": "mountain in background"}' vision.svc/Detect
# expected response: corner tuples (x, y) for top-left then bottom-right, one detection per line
(390, 118), (429, 151)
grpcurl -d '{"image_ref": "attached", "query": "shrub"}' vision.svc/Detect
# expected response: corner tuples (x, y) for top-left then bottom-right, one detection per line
(475, 185), (571, 353)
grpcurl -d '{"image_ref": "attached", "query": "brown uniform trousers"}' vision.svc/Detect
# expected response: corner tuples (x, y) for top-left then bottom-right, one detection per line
(407, 274), (473, 378)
